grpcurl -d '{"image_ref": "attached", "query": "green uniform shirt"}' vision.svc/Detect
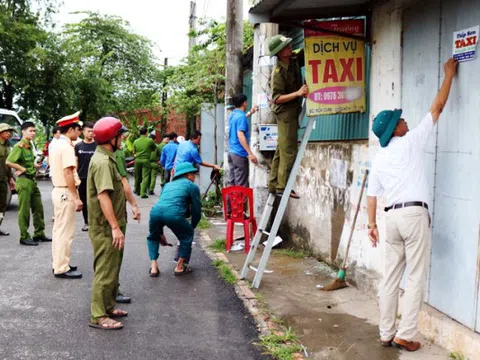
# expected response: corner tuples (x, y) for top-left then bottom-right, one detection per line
(115, 149), (127, 178)
(87, 146), (126, 229)
(7, 138), (36, 177)
(149, 143), (160, 163)
(0, 139), (12, 181)
(270, 56), (303, 121)
(133, 136), (156, 161)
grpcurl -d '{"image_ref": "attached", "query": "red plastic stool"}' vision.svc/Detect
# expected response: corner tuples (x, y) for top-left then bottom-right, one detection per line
(222, 186), (257, 253)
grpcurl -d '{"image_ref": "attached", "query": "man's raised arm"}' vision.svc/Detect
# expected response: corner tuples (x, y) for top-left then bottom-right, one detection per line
(430, 58), (458, 123)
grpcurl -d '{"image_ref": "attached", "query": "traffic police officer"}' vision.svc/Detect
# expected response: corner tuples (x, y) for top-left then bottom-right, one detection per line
(6, 121), (51, 246)
(268, 34), (308, 199)
(0, 123), (16, 236)
(88, 117), (129, 330)
(148, 134), (160, 195)
(133, 126), (156, 198)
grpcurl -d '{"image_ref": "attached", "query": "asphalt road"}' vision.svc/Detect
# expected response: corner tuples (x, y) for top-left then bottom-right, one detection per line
(0, 179), (265, 360)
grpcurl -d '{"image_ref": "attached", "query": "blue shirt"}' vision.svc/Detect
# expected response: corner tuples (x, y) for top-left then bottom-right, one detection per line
(151, 177), (202, 228)
(175, 140), (202, 166)
(228, 109), (250, 158)
(160, 141), (178, 170)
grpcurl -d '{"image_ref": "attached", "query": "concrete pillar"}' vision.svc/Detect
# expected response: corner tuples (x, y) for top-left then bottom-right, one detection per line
(250, 23), (278, 216)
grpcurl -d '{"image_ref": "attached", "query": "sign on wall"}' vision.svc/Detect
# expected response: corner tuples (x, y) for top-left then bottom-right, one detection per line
(452, 25), (479, 62)
(304, 20), (366, 116)
(259, 124), (278, 151)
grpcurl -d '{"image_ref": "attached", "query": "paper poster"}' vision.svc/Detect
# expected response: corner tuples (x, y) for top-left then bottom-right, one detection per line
(257, 93), (269, 109)
(258, 124), (278, 151)
(304, 20), (366, 116)
(453, 25), (479, 62)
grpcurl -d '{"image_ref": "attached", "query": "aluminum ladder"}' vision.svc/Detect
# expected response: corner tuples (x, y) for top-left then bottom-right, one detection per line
(240, 102), (315, 289)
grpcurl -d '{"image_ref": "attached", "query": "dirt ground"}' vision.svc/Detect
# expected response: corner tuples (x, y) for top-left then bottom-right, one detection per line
(205, 221), (448, 360)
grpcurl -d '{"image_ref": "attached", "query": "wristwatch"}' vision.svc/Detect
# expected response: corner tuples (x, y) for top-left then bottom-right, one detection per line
(368, 223), (377, 230)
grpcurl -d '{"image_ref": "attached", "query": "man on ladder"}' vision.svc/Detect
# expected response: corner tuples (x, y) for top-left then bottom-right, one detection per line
(268, 34), (308, 199)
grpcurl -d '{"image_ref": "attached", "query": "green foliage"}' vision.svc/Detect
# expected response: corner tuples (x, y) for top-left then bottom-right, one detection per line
(208, 238), (226, 253)
(258, 328), (303, 360)
(212, 259), (236, 285)
(449, 352), (467, 360)
(274, 248), (313, 259)
(197, 215), (212, 230)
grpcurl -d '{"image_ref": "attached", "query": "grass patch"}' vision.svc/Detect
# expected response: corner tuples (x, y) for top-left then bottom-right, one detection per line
(449, 352), (467, 360)
(274, 248), (312, 259)
(258, 327), (302, 360)
(197, 215), (211, 230)
(212, 259), (236, 285)
(208, 238), (226, 252)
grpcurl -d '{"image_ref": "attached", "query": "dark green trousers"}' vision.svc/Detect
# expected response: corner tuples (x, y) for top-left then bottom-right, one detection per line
(16, 177), (45, 240)
(134, 159), (151, 197)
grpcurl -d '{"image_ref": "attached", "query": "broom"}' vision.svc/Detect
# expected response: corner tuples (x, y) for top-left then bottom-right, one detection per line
(322, 169), (369, 291)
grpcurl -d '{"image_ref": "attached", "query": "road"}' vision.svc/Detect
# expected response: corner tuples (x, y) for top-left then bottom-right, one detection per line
(0, 179), (265, 360)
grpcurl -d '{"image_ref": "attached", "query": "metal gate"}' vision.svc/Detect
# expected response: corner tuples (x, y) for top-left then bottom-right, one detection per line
(402, 0), (480, 331)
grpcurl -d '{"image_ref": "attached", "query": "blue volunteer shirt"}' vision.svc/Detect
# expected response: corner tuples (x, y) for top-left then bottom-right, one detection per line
(228, 109), (249, 158)
(160, 140), (178, 170)
(175, 140), (202, 166)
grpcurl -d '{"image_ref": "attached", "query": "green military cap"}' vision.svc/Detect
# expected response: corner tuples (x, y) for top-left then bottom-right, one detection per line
(268, 34), (292, 56)
(0, 123), (17, 133)
(173, 162), (198, 180)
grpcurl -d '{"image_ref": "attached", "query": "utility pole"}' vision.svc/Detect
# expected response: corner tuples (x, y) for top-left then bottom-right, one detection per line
(161, 57), (168, 135)
(224, 0), (244, 182)
(188, 1), (197, 52)
(186, 0), (197, 138)
(250, 23), (278, 215)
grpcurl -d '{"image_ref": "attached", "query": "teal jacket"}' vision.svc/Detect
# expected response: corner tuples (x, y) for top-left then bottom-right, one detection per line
(152, 177), (201, 228)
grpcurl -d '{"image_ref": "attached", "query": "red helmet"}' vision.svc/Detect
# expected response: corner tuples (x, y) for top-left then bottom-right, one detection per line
(93, 117), (127, 144)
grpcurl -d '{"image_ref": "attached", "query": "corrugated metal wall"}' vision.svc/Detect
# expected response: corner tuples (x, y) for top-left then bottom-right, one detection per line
(288, 27), (370, 141)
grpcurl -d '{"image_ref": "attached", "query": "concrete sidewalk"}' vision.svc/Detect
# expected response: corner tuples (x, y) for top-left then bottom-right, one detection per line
(203, 217), (449, 360)
(0, 180), (266, 360)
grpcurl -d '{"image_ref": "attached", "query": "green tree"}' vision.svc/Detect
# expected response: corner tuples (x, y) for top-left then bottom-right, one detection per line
(62, 11), (163, 122)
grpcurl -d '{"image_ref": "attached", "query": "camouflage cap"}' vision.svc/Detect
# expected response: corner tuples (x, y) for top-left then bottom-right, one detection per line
(0, 123), (17, 133)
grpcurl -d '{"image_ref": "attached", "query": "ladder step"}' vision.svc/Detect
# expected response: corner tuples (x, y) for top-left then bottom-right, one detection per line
(249, 265), (273, 274)
(261, 230), (270, 236)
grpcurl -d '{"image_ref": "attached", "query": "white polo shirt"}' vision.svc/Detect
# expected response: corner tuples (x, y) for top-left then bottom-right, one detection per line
(368, 112), (435, 207)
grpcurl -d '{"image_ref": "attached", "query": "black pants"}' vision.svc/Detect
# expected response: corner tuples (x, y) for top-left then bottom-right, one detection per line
(79, 179), (88, 225)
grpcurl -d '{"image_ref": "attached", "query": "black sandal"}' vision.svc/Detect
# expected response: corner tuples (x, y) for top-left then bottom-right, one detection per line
(149, 268), (160, 277)
(174, 265), (193, 276)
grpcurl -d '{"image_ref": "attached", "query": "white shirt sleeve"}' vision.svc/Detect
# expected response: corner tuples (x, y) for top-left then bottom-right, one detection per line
(404, 112), (435, 148)
(367, 163), (383, 197)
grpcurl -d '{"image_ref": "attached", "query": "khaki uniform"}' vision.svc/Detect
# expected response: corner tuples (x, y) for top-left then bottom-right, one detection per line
(149, 143), (161, 192)
(133, 136), (156, 197)
(7, 139), (46, 240)
(268, 56), (303, 193)
(50, 136), (80, 274)
(0, 138), (12, 226)
(88, 146), (126, 322)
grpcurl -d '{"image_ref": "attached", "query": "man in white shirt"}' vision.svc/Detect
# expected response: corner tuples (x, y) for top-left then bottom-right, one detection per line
(367, 58), (457, 352)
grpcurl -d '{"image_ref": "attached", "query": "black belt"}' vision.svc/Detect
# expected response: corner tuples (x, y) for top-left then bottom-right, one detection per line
(385, 201), (428, 212)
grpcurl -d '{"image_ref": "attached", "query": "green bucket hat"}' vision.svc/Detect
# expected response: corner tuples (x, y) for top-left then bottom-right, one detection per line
(0, 123), (17, 133)
(268, 35), (292, 56)
(173, 162), (198, 180)
(372, 109), (402, 147)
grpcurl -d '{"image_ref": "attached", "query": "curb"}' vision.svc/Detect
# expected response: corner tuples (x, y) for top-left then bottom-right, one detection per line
(199, 230), (307, 359)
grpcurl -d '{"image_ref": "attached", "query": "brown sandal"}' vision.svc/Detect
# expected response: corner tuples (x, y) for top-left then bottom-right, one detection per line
(88, 317), (123, 330)
(107, 309), (128, 318)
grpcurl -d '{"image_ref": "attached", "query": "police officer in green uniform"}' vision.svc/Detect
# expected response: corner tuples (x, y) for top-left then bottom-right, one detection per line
(6, 122), (51, 246)
(268, 34), (308, 199)
(0, 124), (16, 236)
(148, 134), (160, 195)
(87, 117), (129, 330)
(133, 127), (156, 198)
(113, 132), (141, 304)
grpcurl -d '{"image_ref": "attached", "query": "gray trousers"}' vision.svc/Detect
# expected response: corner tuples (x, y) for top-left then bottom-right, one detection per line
(227, 153), (249, 187)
